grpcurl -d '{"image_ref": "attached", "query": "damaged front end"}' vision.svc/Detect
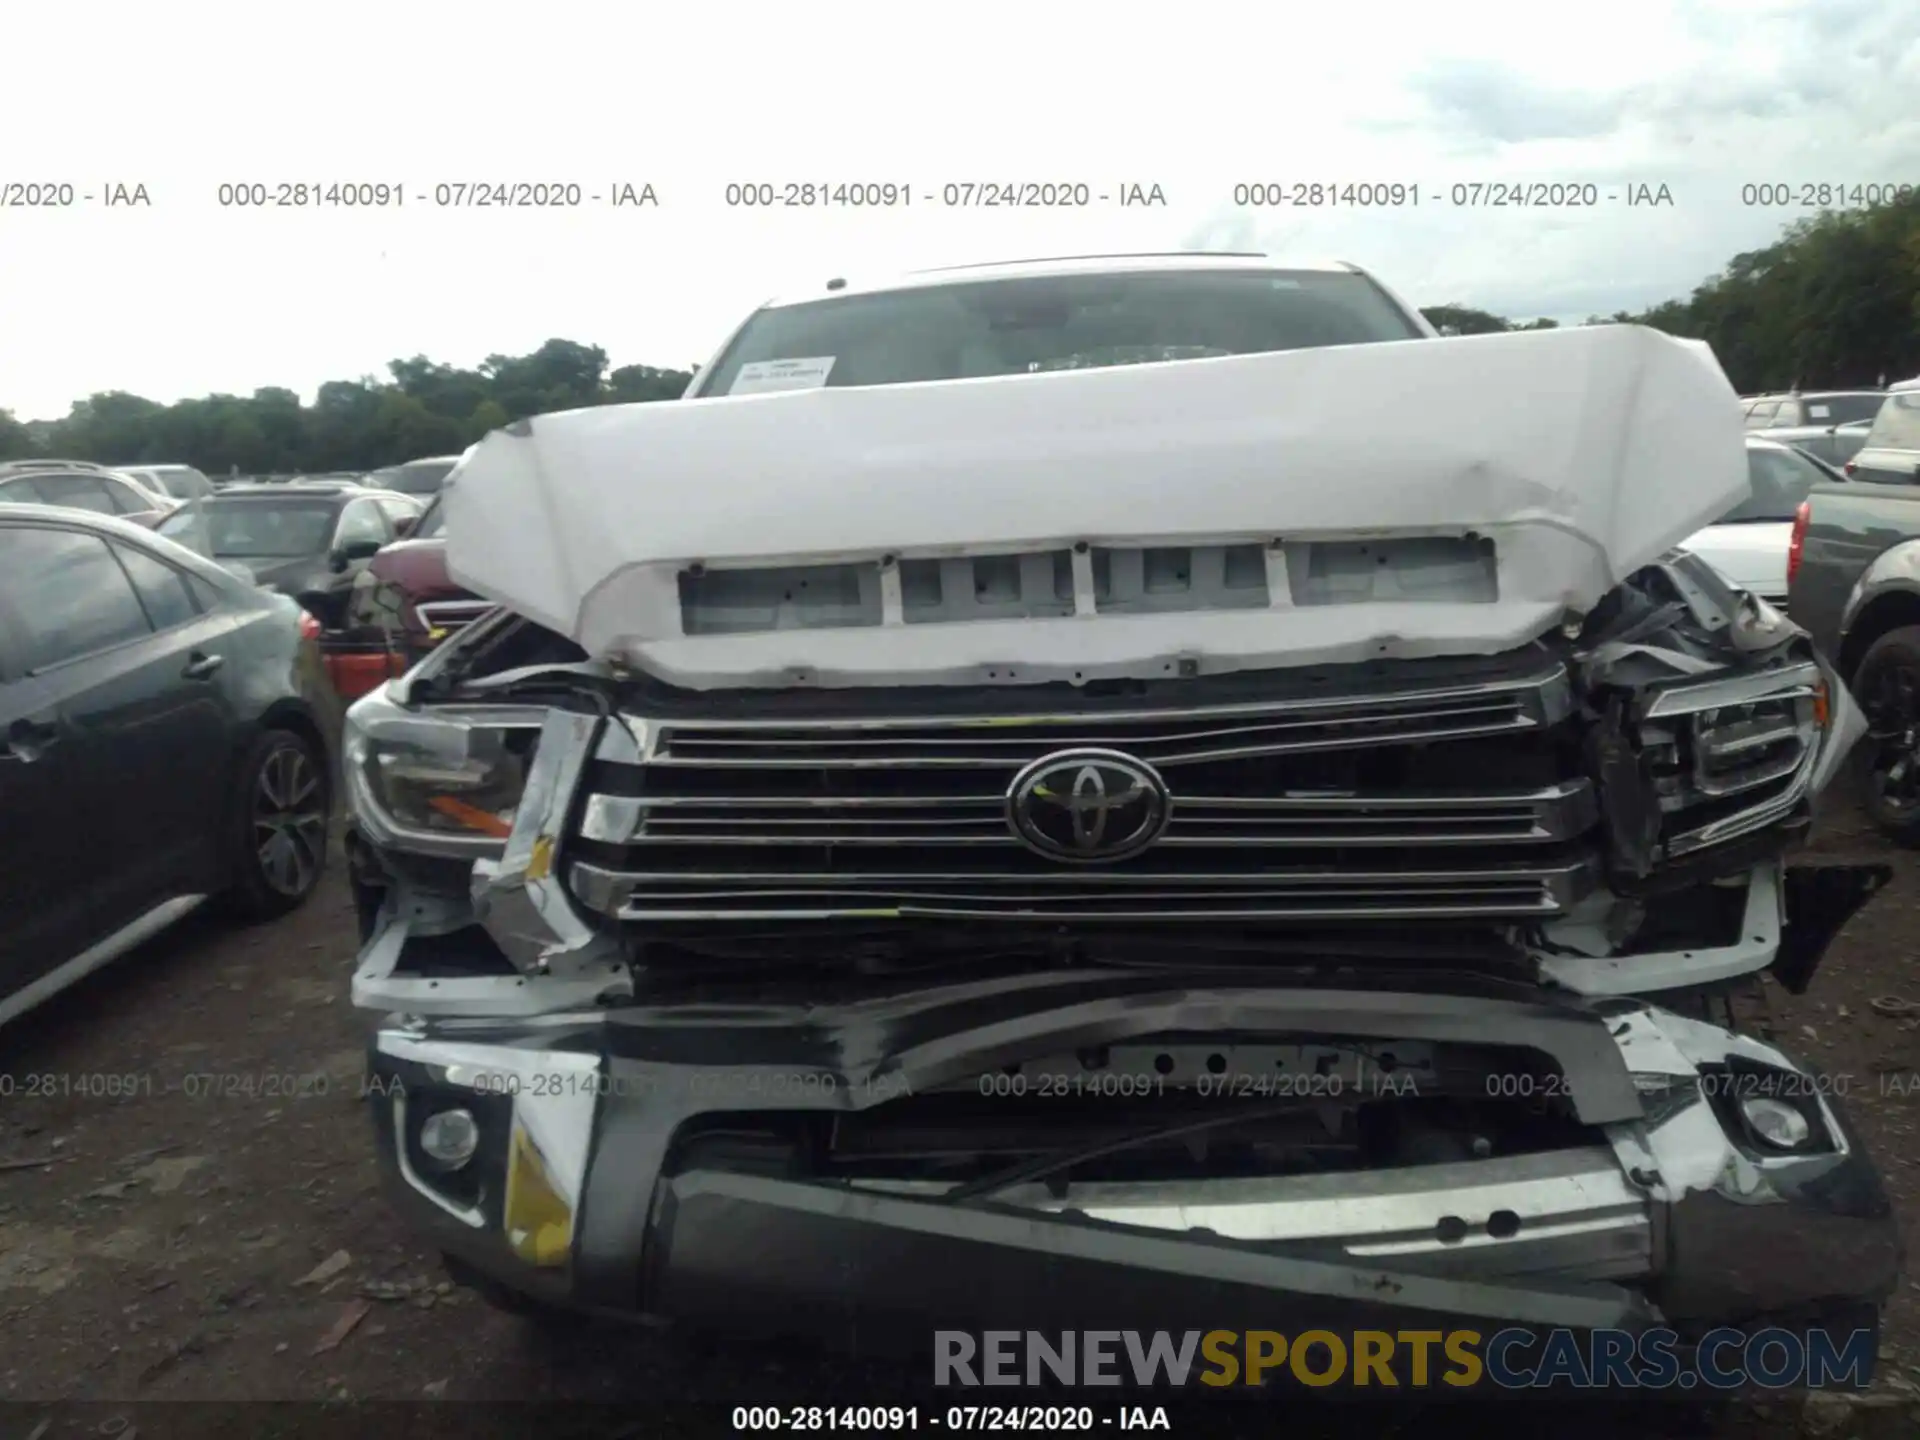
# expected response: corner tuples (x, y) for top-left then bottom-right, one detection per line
(339, 547), (1899, 1352)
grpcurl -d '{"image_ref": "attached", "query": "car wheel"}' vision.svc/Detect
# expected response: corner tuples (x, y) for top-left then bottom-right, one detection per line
(1854, 625), (1920, 846)
(227, 727), (330, 919)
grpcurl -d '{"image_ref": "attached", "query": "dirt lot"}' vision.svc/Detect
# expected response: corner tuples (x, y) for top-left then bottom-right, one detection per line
(3, 790), (1920, 1437)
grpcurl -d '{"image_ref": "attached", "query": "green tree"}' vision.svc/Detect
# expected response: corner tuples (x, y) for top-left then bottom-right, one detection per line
(1420, 305), (1510, 336)
(9, 343), (692, 475)
(466, 398), (511, 442)
(0, 409), (36, 460)
(607, 364), (689, 404)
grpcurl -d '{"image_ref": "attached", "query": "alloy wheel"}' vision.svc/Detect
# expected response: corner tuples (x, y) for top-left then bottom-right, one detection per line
(253, 742), (327, 897)
(1865, 657), (1920, 822)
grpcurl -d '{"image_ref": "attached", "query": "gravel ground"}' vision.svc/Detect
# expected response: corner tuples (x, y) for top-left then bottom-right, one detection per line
(2, 789), (1919, 1438)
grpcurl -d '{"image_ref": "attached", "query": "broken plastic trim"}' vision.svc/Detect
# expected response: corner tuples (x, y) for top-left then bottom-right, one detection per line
(1770, 864), (1894, 995)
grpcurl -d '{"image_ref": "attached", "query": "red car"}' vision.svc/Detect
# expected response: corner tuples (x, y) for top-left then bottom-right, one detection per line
(333, 495), (492, 697)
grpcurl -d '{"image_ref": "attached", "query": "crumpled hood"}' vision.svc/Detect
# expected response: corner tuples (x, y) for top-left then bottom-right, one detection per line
(442, 323), (1750, 690)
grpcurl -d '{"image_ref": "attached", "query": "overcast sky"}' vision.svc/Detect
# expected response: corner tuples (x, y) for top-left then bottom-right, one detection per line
(2, 0), (1916, 421)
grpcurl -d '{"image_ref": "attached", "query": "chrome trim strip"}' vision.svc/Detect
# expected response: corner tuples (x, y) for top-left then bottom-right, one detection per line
(1665, 746), (1820, 859)
(634, 667), (1572, 735)
(569, 856), (1595, 923)
(853, 1147), (1650, 1280)
(576, 780), (1597, 849)
(646, 707), (1550, 768)
(1641, 662), (1821, 719)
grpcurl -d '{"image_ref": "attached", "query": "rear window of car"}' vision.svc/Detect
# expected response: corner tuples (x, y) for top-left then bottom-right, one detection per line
(156, 498), (339, 558)
(143, 467), (213, 500)
(390, 460), (457, 494)
(1864, 392), (1920, 452)
(1719, 446), (1832, 524)
(1803, 393), (1884, 426)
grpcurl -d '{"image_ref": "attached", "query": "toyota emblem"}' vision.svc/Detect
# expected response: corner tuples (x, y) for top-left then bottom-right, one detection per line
(1006, 749), (1171, 863)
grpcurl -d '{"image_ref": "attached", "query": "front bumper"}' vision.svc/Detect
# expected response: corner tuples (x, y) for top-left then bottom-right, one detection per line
(360, 969), (1902, 1355)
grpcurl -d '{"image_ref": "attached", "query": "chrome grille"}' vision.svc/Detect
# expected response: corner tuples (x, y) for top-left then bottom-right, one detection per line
(567, 665), (1600, 924)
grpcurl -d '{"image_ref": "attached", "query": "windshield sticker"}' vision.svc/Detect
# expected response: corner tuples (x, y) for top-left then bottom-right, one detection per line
(729, 357), (836, 395)
(1808, 404), (1830, 419)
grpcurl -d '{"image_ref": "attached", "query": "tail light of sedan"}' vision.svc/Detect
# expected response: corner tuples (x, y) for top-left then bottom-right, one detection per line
(1786, 501), (1810, 586)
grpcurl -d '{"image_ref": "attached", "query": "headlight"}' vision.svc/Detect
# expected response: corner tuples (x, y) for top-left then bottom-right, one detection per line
(344, 688), (545, 851)
(1632, 660), (1832, 859)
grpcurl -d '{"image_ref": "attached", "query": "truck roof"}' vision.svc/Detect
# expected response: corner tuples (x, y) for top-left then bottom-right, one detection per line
(761, 253), (1362, 309)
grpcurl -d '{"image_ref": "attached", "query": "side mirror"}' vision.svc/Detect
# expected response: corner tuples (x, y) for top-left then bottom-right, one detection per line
(333, 538), (383, 569)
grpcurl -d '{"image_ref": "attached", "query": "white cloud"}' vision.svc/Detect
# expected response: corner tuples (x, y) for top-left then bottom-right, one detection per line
(1, 0), (1916, 420)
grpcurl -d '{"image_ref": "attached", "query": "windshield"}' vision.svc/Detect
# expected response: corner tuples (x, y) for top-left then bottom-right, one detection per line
(1719, 445), (1835, 524)
(412, 496), (445, 538)
(695, 269), (1424, 394)
(388, 460), (457, 495)
(1802, 393), (1885, 426)
(156, 498), (338, 558)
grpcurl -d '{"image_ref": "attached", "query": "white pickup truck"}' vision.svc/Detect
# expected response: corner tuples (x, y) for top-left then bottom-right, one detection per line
(338, 253), (1898, 1368)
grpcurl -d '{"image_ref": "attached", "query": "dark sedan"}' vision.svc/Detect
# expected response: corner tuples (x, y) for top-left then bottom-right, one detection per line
(0, 505), (340, 1027)
(152, 482), (424, 629)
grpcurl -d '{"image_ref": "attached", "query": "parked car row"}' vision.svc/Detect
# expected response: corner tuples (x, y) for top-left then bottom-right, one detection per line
(1743, 388), (1885, 467)
(0, 447), (470, 1027)
(1783, 375), (1920, 846)
(1684, 382), (1920, 619)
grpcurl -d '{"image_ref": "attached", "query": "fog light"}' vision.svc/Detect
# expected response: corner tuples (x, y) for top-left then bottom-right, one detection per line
(1740, 1095), (1812, 1149)
(419, 1107), (480, 1169)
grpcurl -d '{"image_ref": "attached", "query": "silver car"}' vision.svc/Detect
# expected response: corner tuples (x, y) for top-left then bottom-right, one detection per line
(1743, 390), (1884, 466)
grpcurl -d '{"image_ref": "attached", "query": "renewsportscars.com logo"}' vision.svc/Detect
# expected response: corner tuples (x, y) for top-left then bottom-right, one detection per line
(934, 1328), (1877, 1391)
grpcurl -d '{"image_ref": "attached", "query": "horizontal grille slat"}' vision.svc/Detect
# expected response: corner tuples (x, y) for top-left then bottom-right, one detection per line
(579, 782), (1595, 848)
(652, 695), (1542, 768)
(568, 665), (1597, 925)
(570, 858), (1592, 922)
